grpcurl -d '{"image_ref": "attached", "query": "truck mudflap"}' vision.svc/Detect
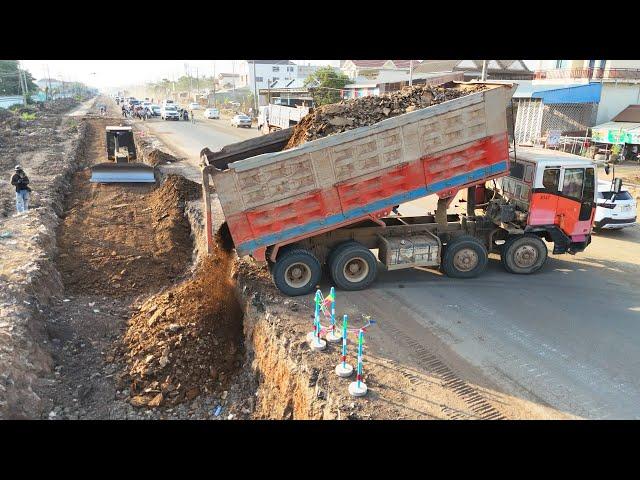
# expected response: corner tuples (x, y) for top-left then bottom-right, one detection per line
(523, 225), (591, 255)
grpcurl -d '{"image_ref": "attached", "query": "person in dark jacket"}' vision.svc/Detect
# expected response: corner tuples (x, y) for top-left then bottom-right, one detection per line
(11, 165), (31, 214)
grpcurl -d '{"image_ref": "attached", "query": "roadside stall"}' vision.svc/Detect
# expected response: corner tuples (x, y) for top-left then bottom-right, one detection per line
(591, 121), (640, 162)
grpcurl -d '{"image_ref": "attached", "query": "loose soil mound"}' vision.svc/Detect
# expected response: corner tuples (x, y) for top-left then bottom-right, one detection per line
(147, 149), (177, 166)
(57, 172), (199, 297)
(118, 230), (243, 408)
(39, 98), (79, 114)
(285, 84), (488, 149)
(0, 107), (13, 123)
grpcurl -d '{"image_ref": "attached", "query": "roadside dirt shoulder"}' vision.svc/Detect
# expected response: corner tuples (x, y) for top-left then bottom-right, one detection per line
(0, 99), (91, 418)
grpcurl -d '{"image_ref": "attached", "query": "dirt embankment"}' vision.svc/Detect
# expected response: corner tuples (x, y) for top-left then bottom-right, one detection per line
(133, 129), (182, 167)
(285, 83), (488, 149)
(0, 100), (92, 419)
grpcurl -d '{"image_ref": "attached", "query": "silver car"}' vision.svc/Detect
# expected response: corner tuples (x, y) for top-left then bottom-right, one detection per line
(231, 114), (252, 128)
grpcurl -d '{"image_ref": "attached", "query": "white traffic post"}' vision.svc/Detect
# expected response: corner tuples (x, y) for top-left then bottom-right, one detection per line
(307, 289), (326, 351)
(335, 314), (354, 378)
(348, 329), (367, 396)
(325, 287), (342, 343)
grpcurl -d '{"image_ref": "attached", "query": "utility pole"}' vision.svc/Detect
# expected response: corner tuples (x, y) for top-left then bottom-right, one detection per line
(45, 64), (52, 100)
(481, 60), (488, 81)
(232, 60), (236, 95)
(17, 61), (28, 105)
(409, 60), (413, 86)
(252, 60), (258, 115)
(212, 61), (216, 107)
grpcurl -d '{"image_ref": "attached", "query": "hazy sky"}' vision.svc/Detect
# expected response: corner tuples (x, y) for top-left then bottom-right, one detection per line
(21, 60), (539, 90)
(21, 60), (340, 89)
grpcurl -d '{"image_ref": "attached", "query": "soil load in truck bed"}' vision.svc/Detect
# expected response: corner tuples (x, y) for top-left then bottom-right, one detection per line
(285, 83), (489, 149)
(203, 82), (515, 262)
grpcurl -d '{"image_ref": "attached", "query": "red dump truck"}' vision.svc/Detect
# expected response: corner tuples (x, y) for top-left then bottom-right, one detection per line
(201, 81), (602, 296)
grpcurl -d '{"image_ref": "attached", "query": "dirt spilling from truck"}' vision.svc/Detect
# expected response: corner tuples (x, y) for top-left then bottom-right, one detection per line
(116, 228), (244, 408)
(285, 83), (488, 149)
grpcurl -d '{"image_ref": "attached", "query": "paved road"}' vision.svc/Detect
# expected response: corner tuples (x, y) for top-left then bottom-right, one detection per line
(139, 114), (259, 182)
(337, 193), (640, 419)
(146, 112), (640, 419)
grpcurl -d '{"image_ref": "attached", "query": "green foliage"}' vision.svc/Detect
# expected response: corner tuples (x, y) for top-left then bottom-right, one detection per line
(21, 112), (37, 121)
(0, 60), (38, 95)
(304, 67), (350, 106)
(611, 144), (622, 155)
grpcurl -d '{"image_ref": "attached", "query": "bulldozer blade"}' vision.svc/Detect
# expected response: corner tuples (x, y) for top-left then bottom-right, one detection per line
(90, 163), (156, 183)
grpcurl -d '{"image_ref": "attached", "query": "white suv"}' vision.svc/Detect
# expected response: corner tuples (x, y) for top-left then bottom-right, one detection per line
(593, 180), (637, 230)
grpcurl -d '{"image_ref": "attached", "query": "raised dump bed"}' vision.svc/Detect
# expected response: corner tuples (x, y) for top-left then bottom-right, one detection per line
(203, 82), (515, 263)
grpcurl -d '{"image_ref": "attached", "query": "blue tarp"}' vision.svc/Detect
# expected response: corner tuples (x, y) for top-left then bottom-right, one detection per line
(531, 82), (602, 104)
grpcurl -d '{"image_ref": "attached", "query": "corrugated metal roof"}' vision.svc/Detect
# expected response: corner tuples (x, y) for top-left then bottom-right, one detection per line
(531, 82), (601, 104)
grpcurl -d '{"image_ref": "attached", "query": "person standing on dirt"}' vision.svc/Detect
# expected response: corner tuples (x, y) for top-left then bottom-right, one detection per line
(121, 105), (127, 118)
(11, 165), (31, 215)
(190, 109), (195, 124)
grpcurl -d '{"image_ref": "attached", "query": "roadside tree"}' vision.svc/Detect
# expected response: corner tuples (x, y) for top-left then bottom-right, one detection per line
(304, 67), (350, 106)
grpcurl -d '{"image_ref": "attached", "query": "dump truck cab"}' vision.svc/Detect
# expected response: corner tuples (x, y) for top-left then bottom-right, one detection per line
(495, 148), (596, 255)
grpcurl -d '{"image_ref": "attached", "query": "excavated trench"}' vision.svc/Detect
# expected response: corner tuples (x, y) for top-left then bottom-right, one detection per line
(35, 117), (249, 419)
(34, 115), (334, 420)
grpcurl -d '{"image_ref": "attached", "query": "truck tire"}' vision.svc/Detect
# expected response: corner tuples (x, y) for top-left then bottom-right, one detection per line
(441, 235), (488, 278)
(501, 234), (547, 274)
(328, 241), (377, 291)
(272, 248), (321, 296)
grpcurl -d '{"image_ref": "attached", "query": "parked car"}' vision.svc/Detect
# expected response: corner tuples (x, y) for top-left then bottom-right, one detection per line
(204, 108), (220, 119)
(149, 105), (161, 117)
(189, 102), (201, 110)
(231, 114), (252, 128)
(161, 105), (180, 121)
(593, 180), (637, 230)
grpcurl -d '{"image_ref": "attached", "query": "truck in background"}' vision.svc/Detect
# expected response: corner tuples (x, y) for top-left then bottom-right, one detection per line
(202, 82), (609, 296)
(257, 104), (311, 134)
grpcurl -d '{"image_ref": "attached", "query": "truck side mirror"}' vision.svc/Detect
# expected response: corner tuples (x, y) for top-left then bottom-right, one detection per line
(613, 178), (623, 194)
(604, 164), (610, 175)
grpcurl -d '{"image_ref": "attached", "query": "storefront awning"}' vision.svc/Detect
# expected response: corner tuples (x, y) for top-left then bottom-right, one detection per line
(591, 121), (640, 144)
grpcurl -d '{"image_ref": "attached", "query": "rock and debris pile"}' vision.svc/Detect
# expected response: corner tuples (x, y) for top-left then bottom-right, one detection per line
(285, 84), (488, 149)
(117, 230), (243, 408)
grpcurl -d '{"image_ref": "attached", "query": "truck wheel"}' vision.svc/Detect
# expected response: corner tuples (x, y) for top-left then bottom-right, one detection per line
(501, 234), (547, 274)
(272, 248), (321, 296)
(328, 242), (377, 291)
(442, 235), (488, 278)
